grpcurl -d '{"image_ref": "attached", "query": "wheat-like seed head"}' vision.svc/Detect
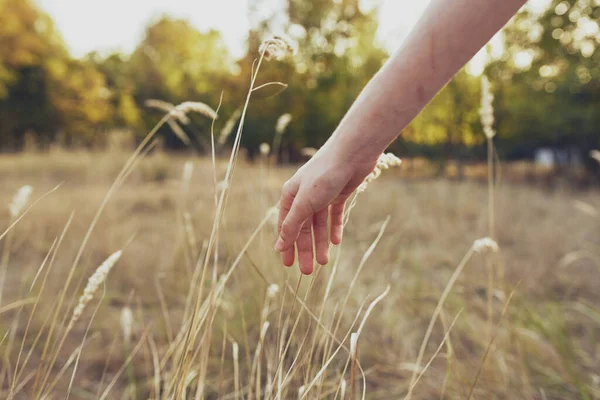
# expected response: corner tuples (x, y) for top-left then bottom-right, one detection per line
(259, 36), (297, 61)
(357, 153), (402, 193)
(145, 99), (175, 113)
(175, 102), (218, 120)
(145, 99), (190, 125)
(120, 306), (133, 345)
(218, 108), (242, 146)
(10, 185), (33, 218)
(480, 76), (496, 139)
(68, 250), (122, 329)
(473, 237), (499, 253)
(276, 113), (292, 134)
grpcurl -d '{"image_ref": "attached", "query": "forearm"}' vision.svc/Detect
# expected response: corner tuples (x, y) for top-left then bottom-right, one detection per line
(329, 0), (527, 165)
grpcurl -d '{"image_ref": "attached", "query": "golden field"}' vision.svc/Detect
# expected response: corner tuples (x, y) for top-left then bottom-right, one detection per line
(0, 149), (599, 399)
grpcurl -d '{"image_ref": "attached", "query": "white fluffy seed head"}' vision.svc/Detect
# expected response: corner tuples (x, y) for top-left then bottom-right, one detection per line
(120, 306), (133, 344)
(276, 113), (292, 134)
(68, 250), (122, 329)
(350, 332), (358, 357)
(10, 185), (32, 218)
(357, 153), (402, 193)
(590, 150), (600, 164)
(473, 237), (499, 253)
(259, 143), (271, 156)
(480, 76), (496, 139)
(267, 283), (279, 298)
(259, 36), (297, 61)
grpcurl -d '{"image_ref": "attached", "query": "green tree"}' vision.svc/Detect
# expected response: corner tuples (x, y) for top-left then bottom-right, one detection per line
(128, 16), (236, 148)
(238, 0), (387, 160)
(488, 0), (600, 171)
(404, 69), (482, 177)
(0, 0), (66, 148)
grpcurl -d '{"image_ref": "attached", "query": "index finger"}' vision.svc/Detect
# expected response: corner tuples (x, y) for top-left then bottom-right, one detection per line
(275, 190), (313, 252)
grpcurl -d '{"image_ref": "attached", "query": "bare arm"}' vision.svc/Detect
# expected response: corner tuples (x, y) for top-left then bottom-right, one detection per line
(276, 0), (528, 275)
(331, 0), (527, 165)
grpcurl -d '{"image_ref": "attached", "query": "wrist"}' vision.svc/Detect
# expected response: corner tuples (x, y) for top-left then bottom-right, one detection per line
(324, 131), (380, 178)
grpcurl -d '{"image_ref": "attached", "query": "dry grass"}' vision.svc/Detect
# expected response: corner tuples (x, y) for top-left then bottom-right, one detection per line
(0, 149), (598, 399)
(0, 39), (598, 398)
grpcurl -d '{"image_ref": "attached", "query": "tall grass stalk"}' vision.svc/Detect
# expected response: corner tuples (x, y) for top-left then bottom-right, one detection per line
(481, 75), (497, 338)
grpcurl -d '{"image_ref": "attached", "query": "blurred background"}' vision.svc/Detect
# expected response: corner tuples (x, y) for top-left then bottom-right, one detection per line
(1, 0), (598, 184)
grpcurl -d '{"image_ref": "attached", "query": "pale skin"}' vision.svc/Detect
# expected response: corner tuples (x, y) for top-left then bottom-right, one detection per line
(275, 0), (529, 275)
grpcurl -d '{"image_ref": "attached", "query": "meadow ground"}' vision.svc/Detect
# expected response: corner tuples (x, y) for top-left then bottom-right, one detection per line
(0, 150), (599, 399)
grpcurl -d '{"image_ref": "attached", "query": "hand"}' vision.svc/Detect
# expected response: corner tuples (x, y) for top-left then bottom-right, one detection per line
(274, 143), (377, 275)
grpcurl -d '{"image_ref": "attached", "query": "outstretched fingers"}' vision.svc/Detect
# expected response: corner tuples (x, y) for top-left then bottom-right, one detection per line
(330, 200), (346, 245)
(275, 189), (314, 253)
(296, 220), (314, 275)
(313, 208), (329, 265)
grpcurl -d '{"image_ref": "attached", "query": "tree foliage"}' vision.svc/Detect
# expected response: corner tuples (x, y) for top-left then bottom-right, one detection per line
(0, 0), (597, 171)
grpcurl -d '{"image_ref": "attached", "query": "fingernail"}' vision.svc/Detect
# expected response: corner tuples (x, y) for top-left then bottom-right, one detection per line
(274, 238), (284, 252)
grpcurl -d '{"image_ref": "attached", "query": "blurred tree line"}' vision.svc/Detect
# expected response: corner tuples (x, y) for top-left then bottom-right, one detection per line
(0, 0), (598, 172)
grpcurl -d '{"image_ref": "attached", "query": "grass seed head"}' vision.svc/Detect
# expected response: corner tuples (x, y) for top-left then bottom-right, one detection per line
(267, 283), (279, 298)
(473, 237), (499, 253)
(175, 101), (218, 120)
(219, 108), (242, 146)
(120, 306), (133, 345)
(259, 36), (297, 61)
(358, 153), (402, 193)
(260, 143), (271, 156)
(145, 99), (190, 124)
(276, 113), (292, 134)
(590, 149), (600, 164)
(10, 185), (32, 218)
(480, 76), (496, 139)
(68, 250), (122, 329)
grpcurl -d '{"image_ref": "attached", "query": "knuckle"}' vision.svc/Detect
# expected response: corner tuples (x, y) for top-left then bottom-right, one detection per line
(300, 223), (312, 234)
(280, 222), (294, 238)
(282, 180), (296, 195)
(294, 199), (314, 218)
(313, 215), (327, 228)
